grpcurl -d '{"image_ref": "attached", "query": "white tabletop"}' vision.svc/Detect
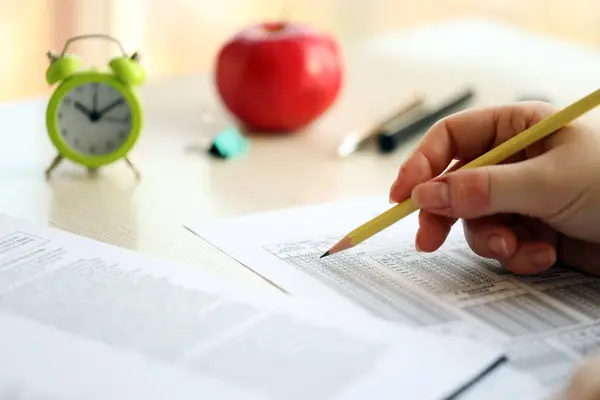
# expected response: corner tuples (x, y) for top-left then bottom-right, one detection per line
(1, 19), (599, 292)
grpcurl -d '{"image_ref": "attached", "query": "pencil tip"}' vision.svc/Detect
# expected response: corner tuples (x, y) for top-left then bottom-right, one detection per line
(320, 251), (330, 259)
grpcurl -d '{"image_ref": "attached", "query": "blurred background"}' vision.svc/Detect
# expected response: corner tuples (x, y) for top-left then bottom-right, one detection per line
(2, 0), (600, 103)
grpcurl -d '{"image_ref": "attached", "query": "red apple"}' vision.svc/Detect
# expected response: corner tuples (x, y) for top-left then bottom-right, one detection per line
(214, 21), (343, 133)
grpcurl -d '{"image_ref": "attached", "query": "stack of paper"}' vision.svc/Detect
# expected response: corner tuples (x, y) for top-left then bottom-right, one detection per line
(187, 195), (598, 399)
(0, 213), (503, 399)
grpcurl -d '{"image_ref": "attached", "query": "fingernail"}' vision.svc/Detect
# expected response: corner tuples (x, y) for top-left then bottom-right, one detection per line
(530, 248), (554, 268)
(389, 180), (399, 203)
(487, 235), (509, 257)
(413, 182), (450, 209)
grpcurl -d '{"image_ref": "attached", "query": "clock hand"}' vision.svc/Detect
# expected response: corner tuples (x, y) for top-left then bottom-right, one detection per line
(92, 84), (99, 112)
(74, 101), (93, 119)
(96, 98), (125, 117)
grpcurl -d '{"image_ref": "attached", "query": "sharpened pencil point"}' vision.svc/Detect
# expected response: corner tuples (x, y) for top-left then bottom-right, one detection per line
(320, 251), (330, 259)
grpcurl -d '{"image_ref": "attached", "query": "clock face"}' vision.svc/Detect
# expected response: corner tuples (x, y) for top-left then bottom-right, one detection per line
(56, 82), (133, 156)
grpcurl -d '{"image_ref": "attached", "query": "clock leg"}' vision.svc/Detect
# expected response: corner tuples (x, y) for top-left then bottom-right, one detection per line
(124, 157), (141, 180)
(87, 167), (99, 177)
(45, 154), (63, 179)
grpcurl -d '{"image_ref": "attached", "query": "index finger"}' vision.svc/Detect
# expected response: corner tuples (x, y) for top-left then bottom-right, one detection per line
(389, 101), (555, 203)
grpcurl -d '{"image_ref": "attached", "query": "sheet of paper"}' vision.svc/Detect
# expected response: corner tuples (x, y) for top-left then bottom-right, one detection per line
(187, 195), (600, 399)
(0, 213), (504, 400)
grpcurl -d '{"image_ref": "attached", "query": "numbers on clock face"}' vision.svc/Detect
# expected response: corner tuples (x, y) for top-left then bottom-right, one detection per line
(57, 82), (133, 156)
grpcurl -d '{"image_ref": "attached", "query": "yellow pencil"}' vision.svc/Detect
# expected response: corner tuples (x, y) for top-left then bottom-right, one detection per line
(321, 88), (600, 258)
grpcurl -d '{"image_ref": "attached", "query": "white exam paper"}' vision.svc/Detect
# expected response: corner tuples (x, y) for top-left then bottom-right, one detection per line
(0, 213), (503, 400)
(187, 195), (595, 399)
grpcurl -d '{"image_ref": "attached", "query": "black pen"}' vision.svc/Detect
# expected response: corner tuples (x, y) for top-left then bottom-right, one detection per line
(377, 89), (476, 153)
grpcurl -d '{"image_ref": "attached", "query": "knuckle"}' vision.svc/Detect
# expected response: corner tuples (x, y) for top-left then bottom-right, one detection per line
(449, 169), (492, 214)
(463, 221), (493, 258)
(465, 232), (487, 258)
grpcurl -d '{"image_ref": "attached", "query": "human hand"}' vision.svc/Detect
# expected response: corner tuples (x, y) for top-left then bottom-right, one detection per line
(389, 101), (600, 276)
(565, 355), (600, 399)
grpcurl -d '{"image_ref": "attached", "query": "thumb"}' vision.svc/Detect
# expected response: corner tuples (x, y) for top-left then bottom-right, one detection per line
(411, 156), (557, 219)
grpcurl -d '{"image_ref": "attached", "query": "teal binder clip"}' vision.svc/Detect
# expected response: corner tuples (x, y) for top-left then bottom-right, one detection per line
(208, 127), (250, 159)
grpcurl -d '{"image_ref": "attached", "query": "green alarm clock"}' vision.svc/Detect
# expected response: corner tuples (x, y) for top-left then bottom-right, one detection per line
(44, 34), (146, 179)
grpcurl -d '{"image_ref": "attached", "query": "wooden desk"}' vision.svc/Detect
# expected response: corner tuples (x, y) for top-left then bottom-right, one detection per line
(1, 19), (600, 294)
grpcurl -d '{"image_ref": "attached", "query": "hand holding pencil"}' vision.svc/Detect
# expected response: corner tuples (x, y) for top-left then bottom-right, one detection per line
(324, 91), (600, 278)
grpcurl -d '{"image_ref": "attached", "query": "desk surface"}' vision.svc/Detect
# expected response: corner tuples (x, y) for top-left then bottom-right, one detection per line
(2, 19), (600, 294)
